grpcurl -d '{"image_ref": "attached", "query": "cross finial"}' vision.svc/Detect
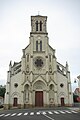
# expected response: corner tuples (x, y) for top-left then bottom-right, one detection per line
(38, 11), (40, 15)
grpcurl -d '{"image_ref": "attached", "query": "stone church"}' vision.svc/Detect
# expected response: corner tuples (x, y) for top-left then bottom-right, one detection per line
(5, 15), (73, 109)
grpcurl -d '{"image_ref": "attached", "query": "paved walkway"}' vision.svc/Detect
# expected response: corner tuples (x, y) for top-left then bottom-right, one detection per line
(67, 107), (80, 111)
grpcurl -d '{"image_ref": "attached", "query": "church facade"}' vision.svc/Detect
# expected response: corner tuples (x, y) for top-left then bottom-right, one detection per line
(5, 15), (73, 109)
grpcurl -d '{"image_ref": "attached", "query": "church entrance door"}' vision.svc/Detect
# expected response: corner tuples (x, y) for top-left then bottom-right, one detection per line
(13, 98), (18, 107)
(35, 91), (43, 107)
(61, 97), (65, 106)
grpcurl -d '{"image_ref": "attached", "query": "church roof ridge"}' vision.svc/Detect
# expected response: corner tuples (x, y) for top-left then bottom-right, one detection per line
(49, 45), (55, 51)
(23, 44), (30, 50)
(33, 74), (45, 81)
(31, 15), (47, 18)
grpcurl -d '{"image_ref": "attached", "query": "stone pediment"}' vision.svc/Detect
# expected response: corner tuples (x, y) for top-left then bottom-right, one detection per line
(49, 77), (57, 85)
(22, 80), (30, 86)
(33, 74), (45, 81)
(49, 80), (57, 86)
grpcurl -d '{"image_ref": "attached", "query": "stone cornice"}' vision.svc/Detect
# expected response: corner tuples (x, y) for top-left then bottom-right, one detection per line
(30, 32), (48, 35)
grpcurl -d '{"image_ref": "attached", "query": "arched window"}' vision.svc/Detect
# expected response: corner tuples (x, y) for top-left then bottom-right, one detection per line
(50, 84), (54, 90)
(27, 54), (29, 62)
(36, 21), (38, 31)
(49, 55), (51, 62)
(40, 21), (42, 31)
(36, 41), (38, 51)
(40, 41), (42, 51)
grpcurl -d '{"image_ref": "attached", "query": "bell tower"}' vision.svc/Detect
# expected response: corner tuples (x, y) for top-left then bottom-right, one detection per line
(30, 15), (48, 34)
(30, 15), (49, 54)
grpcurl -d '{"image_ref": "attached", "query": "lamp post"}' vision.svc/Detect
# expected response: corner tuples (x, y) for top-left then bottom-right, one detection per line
(74, 78), (80, 110)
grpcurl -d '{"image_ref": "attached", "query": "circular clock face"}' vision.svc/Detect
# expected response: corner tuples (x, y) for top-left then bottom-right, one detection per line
(34, 57), (44, 69)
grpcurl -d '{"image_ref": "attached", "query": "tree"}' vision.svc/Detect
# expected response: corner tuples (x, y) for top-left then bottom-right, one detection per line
(0, 86), (6, 98)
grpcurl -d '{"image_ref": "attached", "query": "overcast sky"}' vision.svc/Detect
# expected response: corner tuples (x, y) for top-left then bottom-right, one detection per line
(0, 0), (80, 91)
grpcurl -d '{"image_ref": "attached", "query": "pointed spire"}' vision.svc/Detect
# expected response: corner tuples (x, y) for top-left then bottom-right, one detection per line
(66, 61), (68, 71)
(9, 60), (12, 71)
(66, 61), (68, 66)
(22, 49), (25, 58)
(38, 11), (40, 15)
(9, 60), (12, 66)
(66, 61), (68, 67)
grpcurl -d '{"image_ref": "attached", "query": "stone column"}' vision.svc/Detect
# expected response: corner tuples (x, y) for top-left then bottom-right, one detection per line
(53, 58), (57, 83)
(45, 36), (49, 82)
(54, 85), (58, 106)
(68, 83), (73, 106)
(46, 90), (49, 106)
(21, 91), (24, 108)
(30, 36), (33, 83)
(29, 91), (32, 107)
(30, 71), (33, 83)
(21, 50), (26, 83)
(46, 72), (49, 83)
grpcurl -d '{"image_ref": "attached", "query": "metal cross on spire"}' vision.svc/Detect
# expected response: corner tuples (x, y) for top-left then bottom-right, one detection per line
(38, 11), (40, 15)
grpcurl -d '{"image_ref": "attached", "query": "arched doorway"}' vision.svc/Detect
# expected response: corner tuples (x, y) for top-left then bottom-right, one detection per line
(13, 97), (18, 107)
(59, 92), (65, 106)
(61, 97), (65, 106)
(33, 80), (46, 107)
(12, 92), (20, 108)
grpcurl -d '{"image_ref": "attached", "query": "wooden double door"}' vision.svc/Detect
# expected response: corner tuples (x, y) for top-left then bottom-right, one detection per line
(35, 91), (43, 107)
